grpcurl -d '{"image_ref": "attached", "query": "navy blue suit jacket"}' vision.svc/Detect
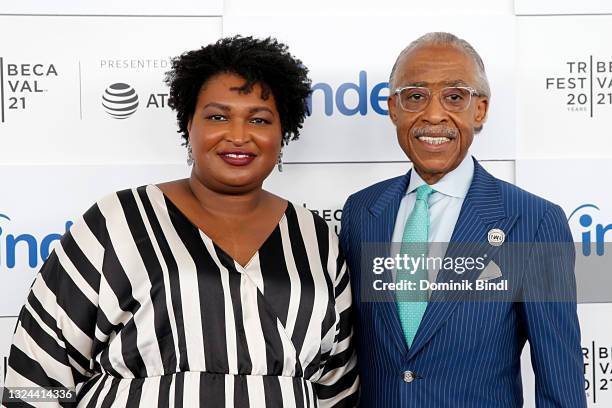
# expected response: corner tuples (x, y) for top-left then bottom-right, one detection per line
(340, 158), (586, 407)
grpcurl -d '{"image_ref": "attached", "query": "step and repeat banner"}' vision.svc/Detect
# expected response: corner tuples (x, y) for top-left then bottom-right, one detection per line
(223, 15), (516, 163)
(0, 0), (610, 406)
(515, 0), (612, 15)
(516, 159), (612, 407)
(0, 16), (222, 164)
(0, 0), (223, 16)
(514, 9), (612, 407)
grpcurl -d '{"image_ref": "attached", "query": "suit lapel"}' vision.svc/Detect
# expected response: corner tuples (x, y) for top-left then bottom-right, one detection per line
(406, 159), (519, 360)
(362, 170), (411, 355)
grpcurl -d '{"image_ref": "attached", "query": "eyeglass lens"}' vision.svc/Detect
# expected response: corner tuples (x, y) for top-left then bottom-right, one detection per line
(398, 87), (472, 112)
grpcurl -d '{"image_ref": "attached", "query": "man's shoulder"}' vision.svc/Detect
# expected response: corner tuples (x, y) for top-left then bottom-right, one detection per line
(485, 172), (567, 231)
(494, 176), (560, 214)
(344, 174), (407, 209)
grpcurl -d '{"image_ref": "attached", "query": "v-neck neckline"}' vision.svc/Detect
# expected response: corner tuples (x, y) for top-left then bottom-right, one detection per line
(150, 184), (290, 270)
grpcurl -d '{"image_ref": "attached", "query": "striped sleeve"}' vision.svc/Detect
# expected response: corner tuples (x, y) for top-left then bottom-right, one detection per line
(2, 203), (106, 408)
(314, 232), (359, 408)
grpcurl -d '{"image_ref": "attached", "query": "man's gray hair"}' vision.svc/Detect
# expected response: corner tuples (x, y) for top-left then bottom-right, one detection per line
(389, 32), (491, 98)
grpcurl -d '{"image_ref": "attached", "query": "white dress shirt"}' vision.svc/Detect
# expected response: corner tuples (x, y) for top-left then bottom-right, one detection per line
(391, 154), (474, 283)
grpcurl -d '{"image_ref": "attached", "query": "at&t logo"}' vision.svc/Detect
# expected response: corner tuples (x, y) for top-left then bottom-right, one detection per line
(102, 82), (139, 119)
(0, 213), (72, 269)
(101, 82), (169, 119)
(568, 204), (612, 256)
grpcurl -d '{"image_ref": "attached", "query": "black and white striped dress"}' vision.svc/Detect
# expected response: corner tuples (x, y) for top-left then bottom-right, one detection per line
(2, 185), (359, 407)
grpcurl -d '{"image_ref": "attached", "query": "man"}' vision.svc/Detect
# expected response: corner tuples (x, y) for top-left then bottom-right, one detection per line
(339, 32), (586, 407)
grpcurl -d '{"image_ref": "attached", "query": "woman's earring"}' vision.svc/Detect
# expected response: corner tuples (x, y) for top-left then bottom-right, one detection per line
(187, 142), (194, 166)
(277, 150), (283, 172)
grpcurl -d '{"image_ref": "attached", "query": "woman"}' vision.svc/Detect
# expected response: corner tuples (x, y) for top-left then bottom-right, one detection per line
(2, 36), (358, 407)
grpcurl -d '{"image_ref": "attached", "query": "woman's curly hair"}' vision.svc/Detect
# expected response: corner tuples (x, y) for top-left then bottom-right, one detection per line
(165, 36), (312, 146)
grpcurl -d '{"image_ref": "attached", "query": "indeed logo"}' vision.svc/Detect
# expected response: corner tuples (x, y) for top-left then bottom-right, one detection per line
(568, 204), (612, 256)
(0, 213), (73, 269)
(308, 71), (389, 116)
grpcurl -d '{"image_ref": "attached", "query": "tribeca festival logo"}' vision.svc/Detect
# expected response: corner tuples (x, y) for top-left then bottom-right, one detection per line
(302, 204), (342, 235)
(583, 341), (612, 405)
(568, 204), (612, 256)
(99, 58), (171, 120)
(308, 71), (389, 116)
(0, 58), (59, 123)
(0, 213), (72, 270)
(545, 57), (612, 117)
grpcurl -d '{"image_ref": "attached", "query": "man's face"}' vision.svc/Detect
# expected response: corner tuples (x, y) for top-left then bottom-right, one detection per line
(388, 44), (489, 184)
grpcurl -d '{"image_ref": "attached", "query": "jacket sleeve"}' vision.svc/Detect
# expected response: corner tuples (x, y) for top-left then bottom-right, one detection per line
(2, 203), (106, 408)
(519, 204), (587, 408)
(314, 229), (359, 408)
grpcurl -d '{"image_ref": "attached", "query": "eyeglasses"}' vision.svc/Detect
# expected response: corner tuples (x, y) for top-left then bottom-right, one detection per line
(393, 86), (480, 113)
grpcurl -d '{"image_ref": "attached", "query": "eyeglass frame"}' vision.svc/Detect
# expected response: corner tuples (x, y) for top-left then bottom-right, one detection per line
(392, 85), (481, 113)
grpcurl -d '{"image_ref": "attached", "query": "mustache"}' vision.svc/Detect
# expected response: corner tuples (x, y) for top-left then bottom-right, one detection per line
(412, 126), (459, 138)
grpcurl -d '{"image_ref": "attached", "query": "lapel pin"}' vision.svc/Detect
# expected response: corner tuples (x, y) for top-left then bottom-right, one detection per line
(487, 228), (505, 247)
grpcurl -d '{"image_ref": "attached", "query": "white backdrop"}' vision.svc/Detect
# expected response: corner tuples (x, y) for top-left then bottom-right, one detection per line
(223, 15), (516, 163)
(1, 1), (610, 407)
(0, 16), (221, 164)
(517, 159), (612, 406)
(517, 15), (612, 159)
(0, 0), (223, 16)
(515, 0), (612, 15)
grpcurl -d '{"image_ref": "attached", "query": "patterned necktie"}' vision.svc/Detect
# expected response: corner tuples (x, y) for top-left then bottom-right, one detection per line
(396, 184), (435, 347)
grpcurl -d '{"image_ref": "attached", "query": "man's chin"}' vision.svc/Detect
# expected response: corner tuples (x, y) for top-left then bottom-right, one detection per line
(412, 160), (457, 181)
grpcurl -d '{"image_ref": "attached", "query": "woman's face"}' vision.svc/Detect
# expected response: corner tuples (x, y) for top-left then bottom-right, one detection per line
(188, 73), (282, 194)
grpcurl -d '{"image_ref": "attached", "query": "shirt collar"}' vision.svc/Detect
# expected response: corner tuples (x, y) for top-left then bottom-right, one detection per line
(406, 154), (474, 199)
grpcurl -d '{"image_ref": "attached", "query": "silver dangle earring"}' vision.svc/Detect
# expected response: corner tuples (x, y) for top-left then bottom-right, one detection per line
(277, 150), (283, 172)
(187, 142), (194, 166)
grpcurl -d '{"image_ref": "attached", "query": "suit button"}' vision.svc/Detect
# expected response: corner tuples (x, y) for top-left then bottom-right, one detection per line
(403, 371), (415, 383)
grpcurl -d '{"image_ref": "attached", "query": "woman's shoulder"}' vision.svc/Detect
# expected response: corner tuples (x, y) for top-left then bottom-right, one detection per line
(88, 184), (165, 221)
(286, 201), (339, 240)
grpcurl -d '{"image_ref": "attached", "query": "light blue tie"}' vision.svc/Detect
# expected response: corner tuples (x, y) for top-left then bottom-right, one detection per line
(397, 184), (435, 347)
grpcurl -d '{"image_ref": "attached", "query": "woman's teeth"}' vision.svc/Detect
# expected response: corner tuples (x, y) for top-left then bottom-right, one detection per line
(225, 153), (251, 158)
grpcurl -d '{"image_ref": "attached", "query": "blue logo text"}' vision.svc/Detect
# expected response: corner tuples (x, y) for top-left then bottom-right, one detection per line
(308, 71), (389, 116)
(0, 213), (73, 269)
(568, 204), (612, 256)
